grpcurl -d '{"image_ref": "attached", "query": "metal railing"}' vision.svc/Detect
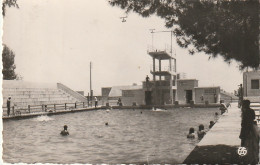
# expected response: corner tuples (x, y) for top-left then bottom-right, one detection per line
(2, 102), (88, 117)
(147, 44), (173, 54)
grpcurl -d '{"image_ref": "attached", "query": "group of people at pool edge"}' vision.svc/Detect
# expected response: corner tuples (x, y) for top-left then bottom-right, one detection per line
(187, 100), (230, 140)
(187, 114), (218, 140)
(186, 99), (259, 164)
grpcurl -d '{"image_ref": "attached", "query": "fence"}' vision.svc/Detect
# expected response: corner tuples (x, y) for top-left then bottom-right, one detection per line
(2, 102), (88, 117)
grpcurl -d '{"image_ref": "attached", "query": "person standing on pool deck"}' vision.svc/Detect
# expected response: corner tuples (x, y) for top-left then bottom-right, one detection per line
(94, 97), (98, 108)
(239, 100), (255, 143)
(117, 98), (122, 106)
(145, 75), (150, 89)
(239, 100), (258, 164)
(7, 96), (11, 116)
(214, 94), (217, 103)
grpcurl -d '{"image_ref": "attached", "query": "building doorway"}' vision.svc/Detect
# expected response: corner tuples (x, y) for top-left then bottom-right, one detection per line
(186, 90), (192, 103)
(145, 91), (152, 105)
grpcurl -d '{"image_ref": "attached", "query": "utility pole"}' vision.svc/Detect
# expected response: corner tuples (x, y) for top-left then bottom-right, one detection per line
(149, 29), (155, 50)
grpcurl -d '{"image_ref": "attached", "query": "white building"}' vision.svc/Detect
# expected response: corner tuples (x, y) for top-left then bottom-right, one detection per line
(243, 70), (260, 102)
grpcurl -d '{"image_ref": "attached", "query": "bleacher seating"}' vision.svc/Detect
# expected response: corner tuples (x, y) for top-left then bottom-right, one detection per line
(2, 80), (82, 115)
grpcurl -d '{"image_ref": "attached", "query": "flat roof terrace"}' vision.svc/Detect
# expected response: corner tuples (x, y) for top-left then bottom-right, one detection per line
(148, 50), (174, 60)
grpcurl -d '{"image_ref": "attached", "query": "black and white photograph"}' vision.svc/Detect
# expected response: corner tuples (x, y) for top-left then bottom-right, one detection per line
(1, 0), (260, 164)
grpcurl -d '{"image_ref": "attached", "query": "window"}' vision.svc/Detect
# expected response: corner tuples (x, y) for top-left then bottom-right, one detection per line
(204, 88), (216, 94)
(122, 90), (134, 97)
(251, 79), (259, 89)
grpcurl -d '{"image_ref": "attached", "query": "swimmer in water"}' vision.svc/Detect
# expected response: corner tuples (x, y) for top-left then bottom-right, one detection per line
(197, 124), (206, 140)
(105, 122), (108, 126)
(60, 125), (69, 136)
(187, 127), (195, 139)
(209, 121), (215, 129)
(214, 112), (219, 121)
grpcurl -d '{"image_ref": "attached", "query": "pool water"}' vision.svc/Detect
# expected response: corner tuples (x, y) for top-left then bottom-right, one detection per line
(3, 108), (219, 164)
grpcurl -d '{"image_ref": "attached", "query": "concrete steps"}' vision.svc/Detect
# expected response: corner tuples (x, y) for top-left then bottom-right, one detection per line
(2, 81), (82, 115)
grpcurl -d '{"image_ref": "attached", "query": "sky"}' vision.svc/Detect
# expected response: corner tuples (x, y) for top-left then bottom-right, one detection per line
(2, 0), (243, 95)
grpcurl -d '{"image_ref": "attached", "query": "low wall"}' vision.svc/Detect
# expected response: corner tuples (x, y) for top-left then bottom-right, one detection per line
(57, 83), (88, 103)
(3, 106), (103, 120)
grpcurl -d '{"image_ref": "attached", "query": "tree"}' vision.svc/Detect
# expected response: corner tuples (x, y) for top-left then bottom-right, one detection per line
(2, 0), (19, 16)
(2, 45), (17, 80)
(109, 0), (259, 70)
(2, 0), (20, 80)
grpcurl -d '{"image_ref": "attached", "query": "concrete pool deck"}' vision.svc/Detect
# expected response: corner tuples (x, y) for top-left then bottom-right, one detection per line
(183, 103), (259, 164)
(199, 103), (241, 146)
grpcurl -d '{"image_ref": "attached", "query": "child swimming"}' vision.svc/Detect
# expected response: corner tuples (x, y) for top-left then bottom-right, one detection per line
(60, 125), (69, 136)
(187, 127), (195, 139)
(209, 121), (215, 129)
(197, 124), (206, 140)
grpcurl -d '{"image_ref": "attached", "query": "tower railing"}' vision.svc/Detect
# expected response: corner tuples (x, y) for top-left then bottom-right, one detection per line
(2, 101), (89, 117)
(147, 45), (176, 56)
(150, 65), (176, 72)
(147, 45), (172, 54)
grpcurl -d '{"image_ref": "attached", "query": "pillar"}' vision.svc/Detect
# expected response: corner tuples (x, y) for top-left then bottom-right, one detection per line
(153, 57), (155, 81)
(169, 58), (173, 104)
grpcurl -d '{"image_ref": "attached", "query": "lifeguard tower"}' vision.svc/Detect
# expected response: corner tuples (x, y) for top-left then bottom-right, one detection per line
(144, 46), (177, 105)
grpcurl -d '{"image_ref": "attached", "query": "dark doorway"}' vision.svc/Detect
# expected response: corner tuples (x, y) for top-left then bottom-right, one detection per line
(186, 90), (192, 103)
(145, 91), (152, 105)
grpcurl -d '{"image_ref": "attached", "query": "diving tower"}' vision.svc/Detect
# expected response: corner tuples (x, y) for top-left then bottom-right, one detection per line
(146, 47), (177, 105)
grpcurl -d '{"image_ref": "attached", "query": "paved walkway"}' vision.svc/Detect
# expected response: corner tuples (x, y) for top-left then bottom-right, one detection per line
(198, 103), (241, 146)
(183, 103), (260, 164)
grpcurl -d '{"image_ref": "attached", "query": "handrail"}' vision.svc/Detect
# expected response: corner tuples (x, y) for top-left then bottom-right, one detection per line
(2, 102), (89, 117)
(57, 83), (88, 102)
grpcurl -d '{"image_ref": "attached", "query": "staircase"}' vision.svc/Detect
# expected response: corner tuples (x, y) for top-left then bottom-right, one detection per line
(2, 80), (87, 115)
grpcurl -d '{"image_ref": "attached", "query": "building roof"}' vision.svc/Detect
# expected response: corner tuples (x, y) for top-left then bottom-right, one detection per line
(177, 79), (198, 81)
(108, 85), (142, 97)
(194, 86), (220, 89)
(148, 51), (174, 60)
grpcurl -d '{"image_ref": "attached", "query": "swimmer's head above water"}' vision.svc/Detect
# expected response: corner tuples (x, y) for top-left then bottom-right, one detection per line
(199, 124), (204, 131)
(60, 125), (69, 136)
(189, 127), (195, 134)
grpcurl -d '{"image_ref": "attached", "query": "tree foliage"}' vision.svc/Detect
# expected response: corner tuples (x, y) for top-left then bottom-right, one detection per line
(2, 0), (19, 16)
(2, 1), (19, 80)
(2, 45), (17, 80)
(109, 0), (259, 69)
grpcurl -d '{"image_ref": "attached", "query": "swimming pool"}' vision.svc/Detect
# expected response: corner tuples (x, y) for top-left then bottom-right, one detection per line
(3, 107), (219, 164)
